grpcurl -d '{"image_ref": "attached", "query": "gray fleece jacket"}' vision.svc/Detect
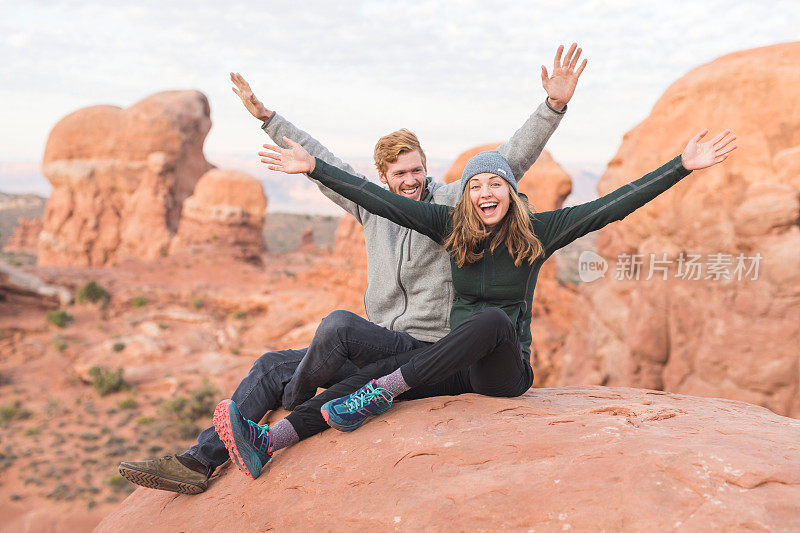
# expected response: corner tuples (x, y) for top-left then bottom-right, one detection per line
(262, 100), (565, 342)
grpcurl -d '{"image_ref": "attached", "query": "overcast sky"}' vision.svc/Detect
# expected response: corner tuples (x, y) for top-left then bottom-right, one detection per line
(1, 0), (798, 207)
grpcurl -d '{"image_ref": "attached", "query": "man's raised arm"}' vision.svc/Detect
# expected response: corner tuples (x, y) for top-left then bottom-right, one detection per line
(497, 43), (588, 182)
(231, 72), (365, 222)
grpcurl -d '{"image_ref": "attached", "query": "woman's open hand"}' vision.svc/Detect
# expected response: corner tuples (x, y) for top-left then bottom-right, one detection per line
(259, 137), (315, 174)
(681, 129), (738, 171)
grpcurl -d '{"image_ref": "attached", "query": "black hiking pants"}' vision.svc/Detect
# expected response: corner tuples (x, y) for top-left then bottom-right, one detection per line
(285, 307), (534, 440)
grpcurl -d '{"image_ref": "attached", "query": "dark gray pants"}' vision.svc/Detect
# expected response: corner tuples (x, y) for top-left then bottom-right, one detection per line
(184, 310), (427, 471)
(285, 307), (534, 440)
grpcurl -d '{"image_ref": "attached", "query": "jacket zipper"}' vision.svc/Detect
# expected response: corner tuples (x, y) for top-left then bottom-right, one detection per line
(389, 227), (410, 330)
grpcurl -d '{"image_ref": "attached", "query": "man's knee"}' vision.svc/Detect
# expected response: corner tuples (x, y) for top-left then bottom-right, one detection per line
(314, 309), (362, 347)
(252, 349), (303, 375)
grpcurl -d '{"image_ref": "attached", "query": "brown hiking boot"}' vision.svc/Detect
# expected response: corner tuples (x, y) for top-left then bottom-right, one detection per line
(119, 455), (209, 494)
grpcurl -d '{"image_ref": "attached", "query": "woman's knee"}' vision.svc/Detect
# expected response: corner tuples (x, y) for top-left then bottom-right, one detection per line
(475, 307), (514, 334)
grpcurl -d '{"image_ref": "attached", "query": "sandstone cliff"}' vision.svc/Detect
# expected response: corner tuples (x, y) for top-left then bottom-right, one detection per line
(556, 42), (800, 417)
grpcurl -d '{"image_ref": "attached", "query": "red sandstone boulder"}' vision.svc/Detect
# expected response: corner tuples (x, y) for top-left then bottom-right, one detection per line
(557, 42), (800, 416)
(38, 90), (213, 266)
(97, 386), (800, 531)
(170, 168), (267, 260)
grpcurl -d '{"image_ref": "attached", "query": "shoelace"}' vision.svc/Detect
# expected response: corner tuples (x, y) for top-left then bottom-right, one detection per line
(245, 419), (272, 458)
(344, 383), (394, 412)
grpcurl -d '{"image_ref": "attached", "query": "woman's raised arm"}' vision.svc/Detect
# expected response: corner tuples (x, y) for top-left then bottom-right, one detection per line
(260, 138), (452, 244)
(534, 129), (738, 255)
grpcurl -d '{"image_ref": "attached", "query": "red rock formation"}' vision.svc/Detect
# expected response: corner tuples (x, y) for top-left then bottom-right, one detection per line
(333, 214), (366, 268)
(557, 43), (800, 416)
(444, 147), (577, 384)
(3, 216), (42, 254)
(170, 168), (267, 260)
(38, 90), (213, 266)
(97, 386), (800, 531)
(297, 226), (316, 252)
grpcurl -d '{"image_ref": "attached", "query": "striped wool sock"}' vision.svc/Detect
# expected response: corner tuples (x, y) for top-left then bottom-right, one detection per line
(267, 419), (299, 454)
(375, 367), (411, 396)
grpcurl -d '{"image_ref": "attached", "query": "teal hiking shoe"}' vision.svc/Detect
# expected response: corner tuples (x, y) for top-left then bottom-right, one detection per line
(320, 379), (394, 432)
(213, 399), (272, 479)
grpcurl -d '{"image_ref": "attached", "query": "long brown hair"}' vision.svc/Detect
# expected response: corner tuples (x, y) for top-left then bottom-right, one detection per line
(442, 184), (544, 268)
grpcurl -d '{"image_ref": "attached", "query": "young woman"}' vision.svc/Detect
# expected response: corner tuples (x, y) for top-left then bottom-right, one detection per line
(213, 129), (737, 480)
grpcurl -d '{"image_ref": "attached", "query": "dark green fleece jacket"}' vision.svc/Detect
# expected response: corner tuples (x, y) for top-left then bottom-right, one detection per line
(309, 156), (692, 359)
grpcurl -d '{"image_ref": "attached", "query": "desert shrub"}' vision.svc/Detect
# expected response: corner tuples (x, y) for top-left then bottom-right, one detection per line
(160, 380), (219, 439)
(88, 366), (128, 396)
(0, 400), (33, 426)
(129, 296), (147, 308)
(233, 310), (247, 320)
(191, 297), (204, 309)
(136, 416), (154, 426)
(111, 342), (125, 352)
(46, 309), (73, 328)
(117, 397), (138, 410)
(75, 281), (109, 306)
(53, 338), (67, 352)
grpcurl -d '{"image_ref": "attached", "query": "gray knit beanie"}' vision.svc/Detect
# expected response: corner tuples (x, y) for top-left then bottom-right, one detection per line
(460, 150), (517, 193)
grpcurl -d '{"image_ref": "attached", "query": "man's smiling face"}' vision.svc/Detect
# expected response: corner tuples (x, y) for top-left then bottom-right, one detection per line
(379, 150), (427, 201)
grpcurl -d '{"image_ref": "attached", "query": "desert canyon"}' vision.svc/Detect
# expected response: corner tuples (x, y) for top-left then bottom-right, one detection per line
(1, 43), (799, 531)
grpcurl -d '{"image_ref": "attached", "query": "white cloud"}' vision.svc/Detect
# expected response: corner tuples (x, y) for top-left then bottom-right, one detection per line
(1, 0), (798, 200)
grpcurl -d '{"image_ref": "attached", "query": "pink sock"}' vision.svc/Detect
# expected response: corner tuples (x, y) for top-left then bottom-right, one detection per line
(267, 419), (299, 454)
(375, 368), (410, 396)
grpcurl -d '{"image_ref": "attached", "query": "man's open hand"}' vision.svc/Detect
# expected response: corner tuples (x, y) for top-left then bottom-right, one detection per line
(231, 72), (273, 122)
(541, 43), (588, 111)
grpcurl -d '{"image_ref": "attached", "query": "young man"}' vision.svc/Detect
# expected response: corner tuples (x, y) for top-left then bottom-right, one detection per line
(118, 44), (586, 494)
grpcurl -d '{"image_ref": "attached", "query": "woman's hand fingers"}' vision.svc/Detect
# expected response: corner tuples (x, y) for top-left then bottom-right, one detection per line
(691, 129), (709, 144)
(709, 129), (731, 145)
(714, 134), (736, 151)
(716, 143), (738, 157)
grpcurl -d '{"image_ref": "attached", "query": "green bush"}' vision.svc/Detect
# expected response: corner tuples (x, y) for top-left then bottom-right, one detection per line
(111, 342), (125, 353)
(88, 366), (128, 396)
(136, 416), (154, 426)
(75, 280), (110, 306)
(160, 380), (219, 432)
(129, 296), (147, 308)
(46, 309), (73, 328)
(117, 397), (138, 410)
(53, 338), (67, 352)
(191, 297), (204, 309)
(233, 310), (247, 320)
(0, 400), (33, 426)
